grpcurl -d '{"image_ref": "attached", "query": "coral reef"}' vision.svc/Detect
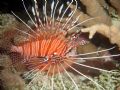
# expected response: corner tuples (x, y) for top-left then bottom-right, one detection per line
(0, 0), (120, 90)
(0, 55), (25, 90)
(79, 0), (111, 25)
(81, 24), (120, 50)
(0, 14), (17, 49)
(109, 0), (120, 16)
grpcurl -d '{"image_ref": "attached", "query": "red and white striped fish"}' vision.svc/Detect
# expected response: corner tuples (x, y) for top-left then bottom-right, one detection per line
(9, 0), (120, 90)
(11, 0), (90, 74)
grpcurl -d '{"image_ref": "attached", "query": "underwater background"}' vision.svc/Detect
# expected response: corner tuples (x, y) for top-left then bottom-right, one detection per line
(0, 0), (120, 90)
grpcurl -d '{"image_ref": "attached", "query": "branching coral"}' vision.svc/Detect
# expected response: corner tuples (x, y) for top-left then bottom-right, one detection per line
(66, 0), (112, 34)
(81, 24), (120, 49)
(79, 0), (111, 25)
(70, 0), (111, 26)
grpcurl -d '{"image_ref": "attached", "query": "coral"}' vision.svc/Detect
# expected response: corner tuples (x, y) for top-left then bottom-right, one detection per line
(81, 24), (120, 49)
(25, 68), (120, 90)
(79, 0), (111, 25)
(0, 14), (18, 49)
(66, 0), (112, 34)
(0, 14), (17, 38)
(109, 0), (120, 16)
(89, 70), (120, 90)
(0, 55), (25, 90)
(72, 0), (111, 25)
(96, 0), (108, 7)
(0, 70), (25, 90)
(0, 0), (120, 90)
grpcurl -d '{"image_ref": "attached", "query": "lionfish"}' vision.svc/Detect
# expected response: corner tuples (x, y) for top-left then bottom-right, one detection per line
(8, 0), (120, 89)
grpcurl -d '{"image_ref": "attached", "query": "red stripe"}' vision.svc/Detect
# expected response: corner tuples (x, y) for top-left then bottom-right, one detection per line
(36, 40), (39, 56)
(29, 42), (32, 57)
(38, 39), (42, 56)
(44, 38), (51, 57)
(59, 44), (67, 56)
(47, 36), (60, 56)
(56, 41), (66, 55)
(16, 34), (68, 61)
(41, 39), (46, 57)
(22, 45), (25, 58)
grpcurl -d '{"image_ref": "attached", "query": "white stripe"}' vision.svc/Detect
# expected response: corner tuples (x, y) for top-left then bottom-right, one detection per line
(51, 0), (55, 18)
(27, 43), (30, 58)
(18, 46), (23, 55)
(58, 4), (64, 16)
